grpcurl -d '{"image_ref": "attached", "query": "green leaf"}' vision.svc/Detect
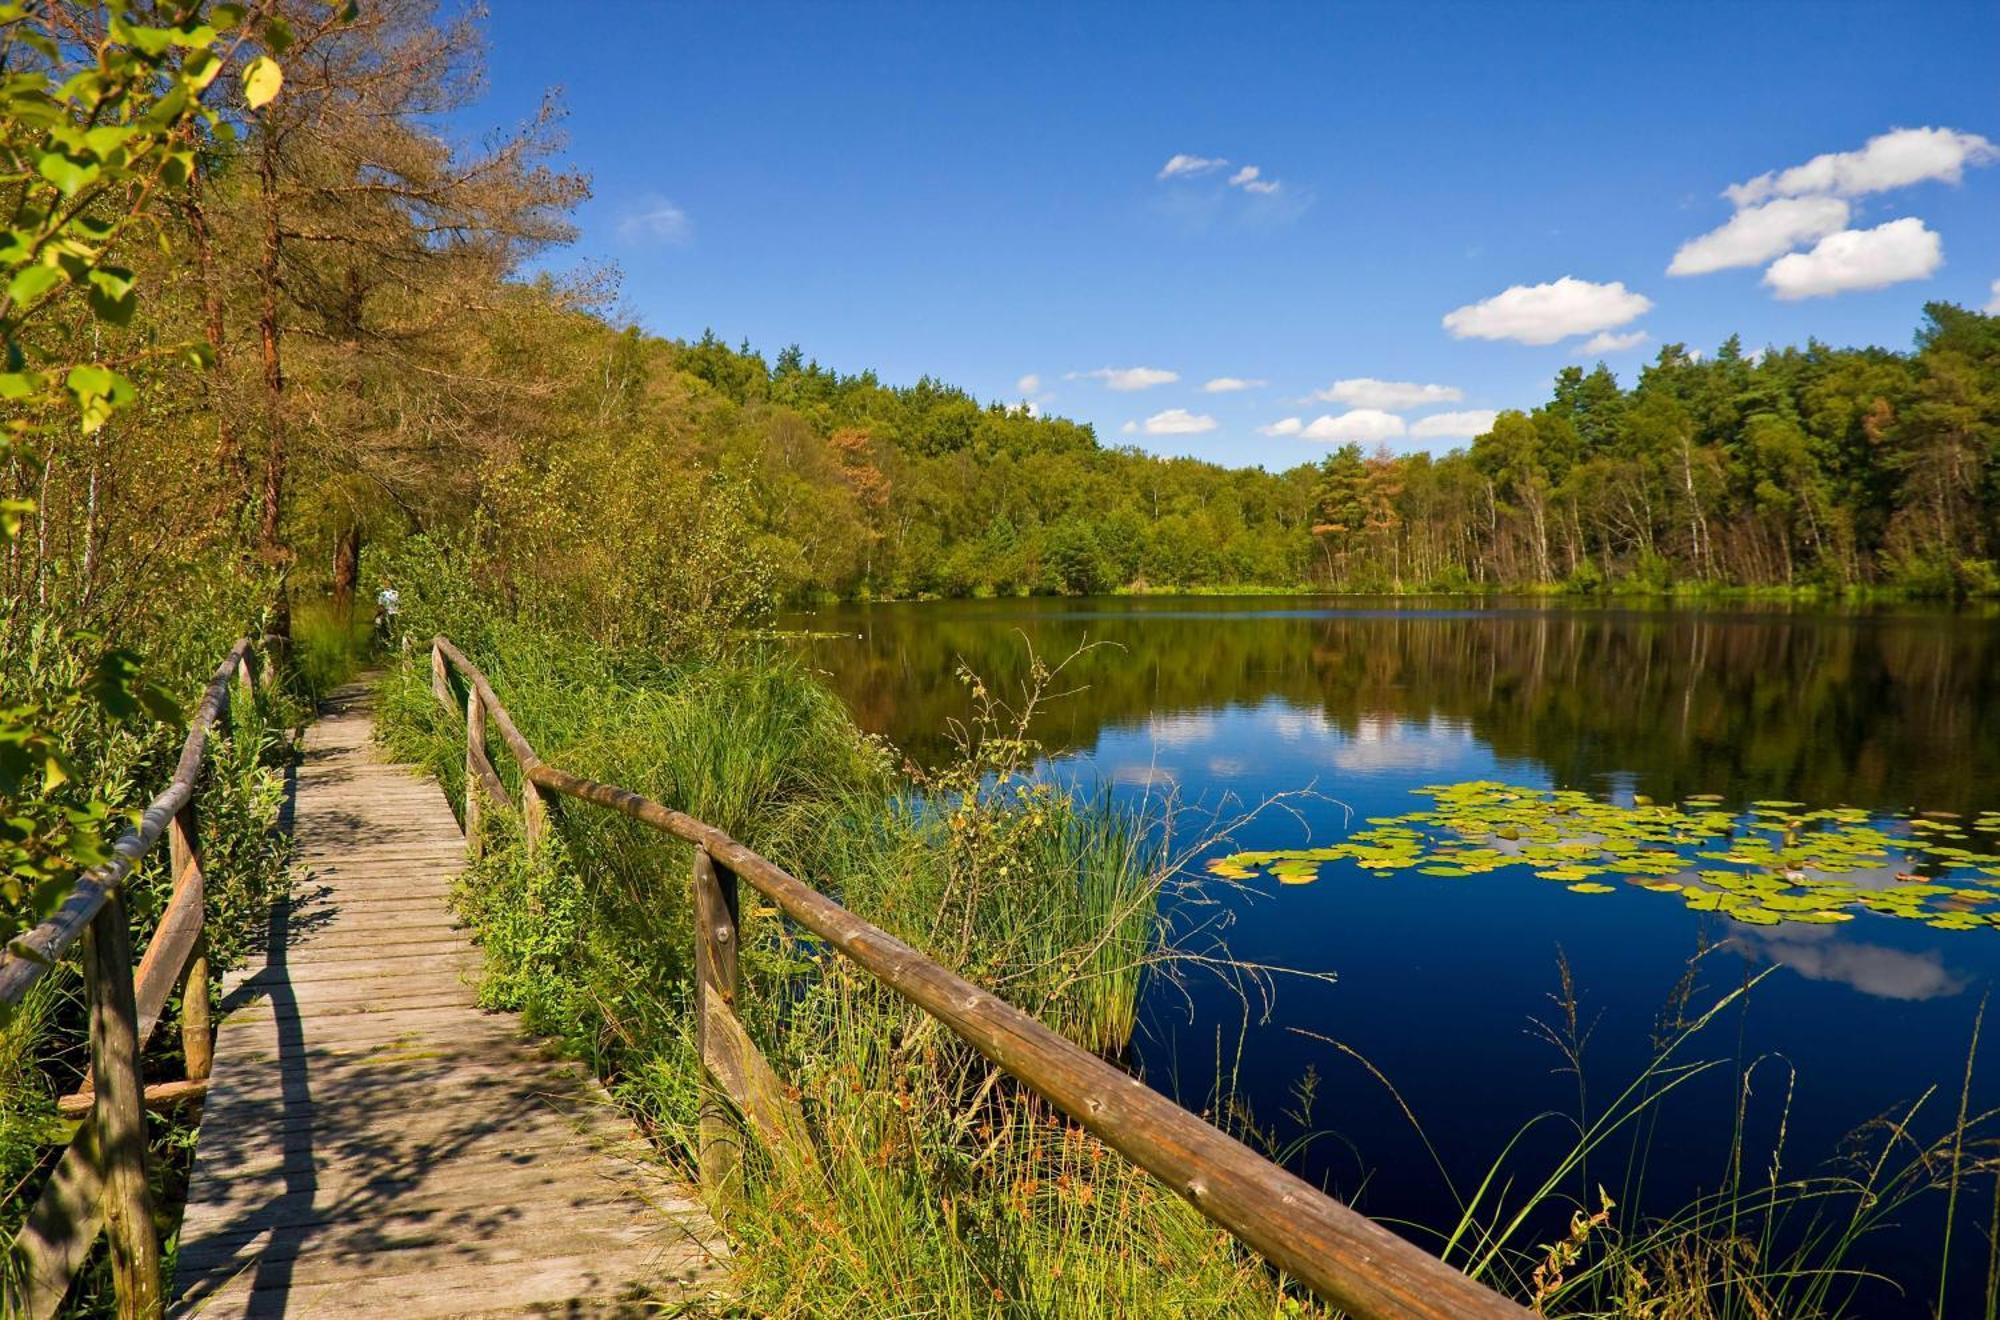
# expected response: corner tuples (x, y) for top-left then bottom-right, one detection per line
(7, 263), (65, 308)
(0, 372), (42, 401)
(242, 56), (282, 109)
(34, 150), (98, 197)
(86, 266), (136, 326)
(64, 365), (134, 433)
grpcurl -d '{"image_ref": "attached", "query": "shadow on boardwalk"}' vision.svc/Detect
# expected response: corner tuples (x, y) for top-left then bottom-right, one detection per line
(171, 684), (724, 1319)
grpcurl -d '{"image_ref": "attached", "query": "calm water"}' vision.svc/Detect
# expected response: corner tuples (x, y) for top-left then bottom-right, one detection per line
(785, 596), (2000, 1312)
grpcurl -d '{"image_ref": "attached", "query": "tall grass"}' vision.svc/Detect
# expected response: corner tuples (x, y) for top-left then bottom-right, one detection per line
(287, 596), (375, 704)
(1291, 951), (2000, 1318)
(376, 614), (1316, 1315)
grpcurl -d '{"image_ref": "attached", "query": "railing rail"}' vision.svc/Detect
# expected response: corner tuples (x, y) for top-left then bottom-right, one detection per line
(429, 635), (1525, 1319)
(1, 639), (258, 1320)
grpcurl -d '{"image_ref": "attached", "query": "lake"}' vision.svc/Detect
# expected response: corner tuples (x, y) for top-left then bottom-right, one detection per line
(785, 596), (2000, 1313)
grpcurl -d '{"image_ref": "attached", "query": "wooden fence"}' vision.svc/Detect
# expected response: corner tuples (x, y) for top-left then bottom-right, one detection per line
(428, 636), (1526, 1319)
(0, 640), (259, 1320)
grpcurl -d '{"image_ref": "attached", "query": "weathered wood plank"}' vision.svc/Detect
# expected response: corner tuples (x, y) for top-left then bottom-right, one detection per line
(87, 892), (163, 1319)
(172, 683), (722, 1319)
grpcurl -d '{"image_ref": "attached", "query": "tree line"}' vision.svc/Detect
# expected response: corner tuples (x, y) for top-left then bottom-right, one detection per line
(10, 6), (2000, 688)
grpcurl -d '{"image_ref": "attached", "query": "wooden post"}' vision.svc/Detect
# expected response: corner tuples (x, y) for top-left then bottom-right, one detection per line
(171, 803), (212, 1084)
(693, 847), (741, 1201)
(430, 641), (451, 712)
(84, 892), (162, 1319)
(234, 652), (255, 715)
(464, 685), (485, 861)
(522, 779), (547, 856)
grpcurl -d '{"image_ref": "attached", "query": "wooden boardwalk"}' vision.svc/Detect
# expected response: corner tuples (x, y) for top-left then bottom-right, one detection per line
(171, 684), (724, 1318)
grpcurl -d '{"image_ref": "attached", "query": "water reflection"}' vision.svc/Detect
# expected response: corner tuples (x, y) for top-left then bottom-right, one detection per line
(785, 596), (2000, 1317)
(1731, 925), (1968, 1002)
(787, 596), (2000, 815)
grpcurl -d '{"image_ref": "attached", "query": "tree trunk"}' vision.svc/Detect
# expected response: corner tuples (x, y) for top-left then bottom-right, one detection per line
(332, 526), (362, 610)
(188, 155), (244, 507)
(256, 128), (287, 564)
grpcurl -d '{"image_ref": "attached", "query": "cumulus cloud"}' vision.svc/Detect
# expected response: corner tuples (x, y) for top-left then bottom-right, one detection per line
(1227, 165), (1260, 187)
(1301, 410), (1406, 443)
(1203, 376), (1266, 392)
(1016, 373), (1041, 395)
(1574, 329), (1650, 355)
(615, 196), (693, 245)
(1409, 409), (1499, 439)
(1443, 277), (1653, 346)
(1763, 217), (1943, 300)
(1311, 378), (1463, 410)
(1669, 196), (1852, 275)
(1725, 126), (1998, 207)
(1141, 408), (1217, 435)
(1257, 417), (1304, 437)
(1986, 278), (2000, 315)
(1158, 153), (1228, 180)
(1119, 421), (1138, 434)
(1067, 366), (1180, 391)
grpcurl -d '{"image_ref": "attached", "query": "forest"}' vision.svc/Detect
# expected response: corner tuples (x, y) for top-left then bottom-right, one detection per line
(7, 0), (1999, 663)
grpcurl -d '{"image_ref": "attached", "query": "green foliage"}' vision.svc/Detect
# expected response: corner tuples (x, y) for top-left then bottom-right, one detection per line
(1, 0), (284, 945)
(286, 597), (372, 705)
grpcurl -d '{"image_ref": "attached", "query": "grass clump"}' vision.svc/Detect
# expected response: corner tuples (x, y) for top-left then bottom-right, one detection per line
(376, 578), (1318, 1313)
(286, 596), (376, 705)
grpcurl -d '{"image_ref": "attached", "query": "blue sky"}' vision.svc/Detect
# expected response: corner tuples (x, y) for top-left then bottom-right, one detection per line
(470, 2), (1999, 469)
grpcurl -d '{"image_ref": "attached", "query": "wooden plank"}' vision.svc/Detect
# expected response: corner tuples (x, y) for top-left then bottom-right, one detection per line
(692, 848), (741, 1199)
(56, 1077), (209, 1120)
(174, 803), (214, 1083)
(130, 814), (205, 1049)
(173, 682), (721, 1319)
(87, 892), (163, 1319)
(8, 1123), (106, 1320)
(463, 686), (485, 860)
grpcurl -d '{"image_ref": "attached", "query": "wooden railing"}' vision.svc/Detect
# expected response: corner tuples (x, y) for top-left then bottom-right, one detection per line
(429, 636), (1525, 1319)
(0, 640), (259, 1320)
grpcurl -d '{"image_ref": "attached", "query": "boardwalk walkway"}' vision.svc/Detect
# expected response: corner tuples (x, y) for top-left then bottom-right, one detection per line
(172, 683), (723, 1318)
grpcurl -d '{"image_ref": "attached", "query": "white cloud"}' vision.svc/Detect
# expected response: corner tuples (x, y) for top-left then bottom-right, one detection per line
(1257, 417), (1304, 437)
(1224, 164), (1282, 195)
(1119, 421), (1138, 434)
(1986, 278), (2000, 315)
(1021, 401), (1041, 418)
(1763, 217), (1942, 300)
(616, 196), (693, 245)
(1311, 378), (1464, 411)
(1141, 408), (1217, 436)
(1067, 366), (1180, 391)
(1442, 277), (1653, 346)
(1016, 373), (1041, 395)
(1158, 153), (1228, 180)
(1409, 409), (1499, 439)
(1203, 376), (1267, 392)
(1574, 329), (1650, 355)
(1668, 196), (1852, 275)
(1726, 126), (1998, 207)
(1301, 410), (1406, 443)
